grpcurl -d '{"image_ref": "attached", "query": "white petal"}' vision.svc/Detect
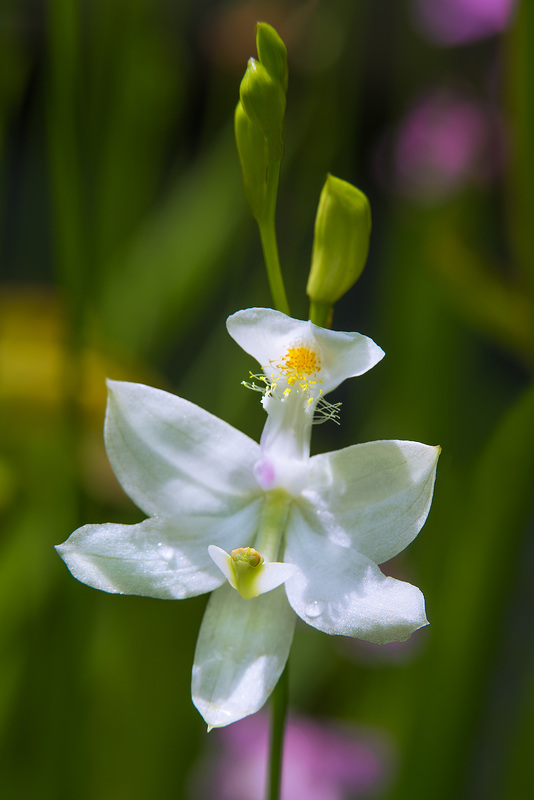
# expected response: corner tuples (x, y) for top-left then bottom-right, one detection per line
(192, 583), (295, 729)
(308, 326), (384, 394)
(55, 501), (262, 599)
(226, 308), (384, 394)
(284, 507), (428, 644)
(208, 545), (237, 590)
(254, 562), (296, 595)
(105, 380), (260, 517)
(305, 440), (440, 564)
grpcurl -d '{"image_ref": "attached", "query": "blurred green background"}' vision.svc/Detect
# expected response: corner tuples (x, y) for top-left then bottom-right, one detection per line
(1, 0), (533, 798)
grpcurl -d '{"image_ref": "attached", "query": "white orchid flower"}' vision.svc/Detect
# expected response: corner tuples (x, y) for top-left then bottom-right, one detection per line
(56, 308), (439, 730)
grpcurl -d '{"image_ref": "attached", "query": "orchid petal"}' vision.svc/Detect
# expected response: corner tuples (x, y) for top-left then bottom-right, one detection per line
(56, 500), (262, 599)
(192, 583), (295, 728)
(304, 440), (440, 564)
(226, 308), (384, 395)
(105, 380), (260, 517)
(284, 507), (428, 644)
(207, 545), (237, 589)
(253, 562), (297, 594)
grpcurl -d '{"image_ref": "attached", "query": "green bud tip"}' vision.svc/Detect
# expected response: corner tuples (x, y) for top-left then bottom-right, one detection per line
(256, 22), (288, 91)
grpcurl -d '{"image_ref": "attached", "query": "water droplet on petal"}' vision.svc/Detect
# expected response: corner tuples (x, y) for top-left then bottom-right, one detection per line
(157, 543), (175, 563)
(305, 600), (324, 619)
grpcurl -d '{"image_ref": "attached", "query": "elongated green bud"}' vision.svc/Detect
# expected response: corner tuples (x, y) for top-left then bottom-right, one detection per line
(235, 22), (289, 310)
(239, 58), (285, 161)
(307, 175), (371, 322)
(235, 100), (269, 219)
(236, 22), (287, 195)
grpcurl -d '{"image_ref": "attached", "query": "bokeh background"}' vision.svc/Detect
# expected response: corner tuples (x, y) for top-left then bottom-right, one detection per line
(1, 0), (533, 798)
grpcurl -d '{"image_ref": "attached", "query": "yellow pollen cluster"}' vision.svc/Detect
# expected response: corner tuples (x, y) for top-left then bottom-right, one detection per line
(231, 547), (263, 568)
(271, 346), (322, 398)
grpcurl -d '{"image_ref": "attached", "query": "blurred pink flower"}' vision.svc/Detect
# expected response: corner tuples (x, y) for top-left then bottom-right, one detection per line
(376, 89), (505, 201)
(412, 0), (517, 45)
(196, 713), (390, 800)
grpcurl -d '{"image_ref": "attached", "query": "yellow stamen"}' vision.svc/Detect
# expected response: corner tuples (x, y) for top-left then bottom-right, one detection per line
(270, 346), (322, 395)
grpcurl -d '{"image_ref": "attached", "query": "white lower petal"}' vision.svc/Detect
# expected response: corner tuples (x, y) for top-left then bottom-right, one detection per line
(192, 583), (295, 729)
(284, 507), (428, 644)
(56, 501), (261, 599)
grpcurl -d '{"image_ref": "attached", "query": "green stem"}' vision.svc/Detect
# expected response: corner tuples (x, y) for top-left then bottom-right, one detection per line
(267, 660), (289, 800)
(309, 299), (333, 328)
(257, 162), (290, 315)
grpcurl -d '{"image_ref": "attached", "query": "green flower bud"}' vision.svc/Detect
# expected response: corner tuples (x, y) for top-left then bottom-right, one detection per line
(307, 174), (372, 314)
(256, 21), (288, 91)
(239, 58), (285, 161)
(234, 100), (269, 219)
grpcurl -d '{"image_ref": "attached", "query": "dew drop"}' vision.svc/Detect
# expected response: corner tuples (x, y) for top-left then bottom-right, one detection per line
(305, 600), (324, 619)
(157, 543), (175, 562)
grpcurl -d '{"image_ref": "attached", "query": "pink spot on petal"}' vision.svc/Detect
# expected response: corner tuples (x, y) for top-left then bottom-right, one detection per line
(254, 458), (276, 490)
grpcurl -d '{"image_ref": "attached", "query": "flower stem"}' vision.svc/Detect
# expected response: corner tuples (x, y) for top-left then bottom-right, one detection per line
(309, 299), (333, 328)
(267, 660), (289, 800)
(258, 162), (290, 316)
